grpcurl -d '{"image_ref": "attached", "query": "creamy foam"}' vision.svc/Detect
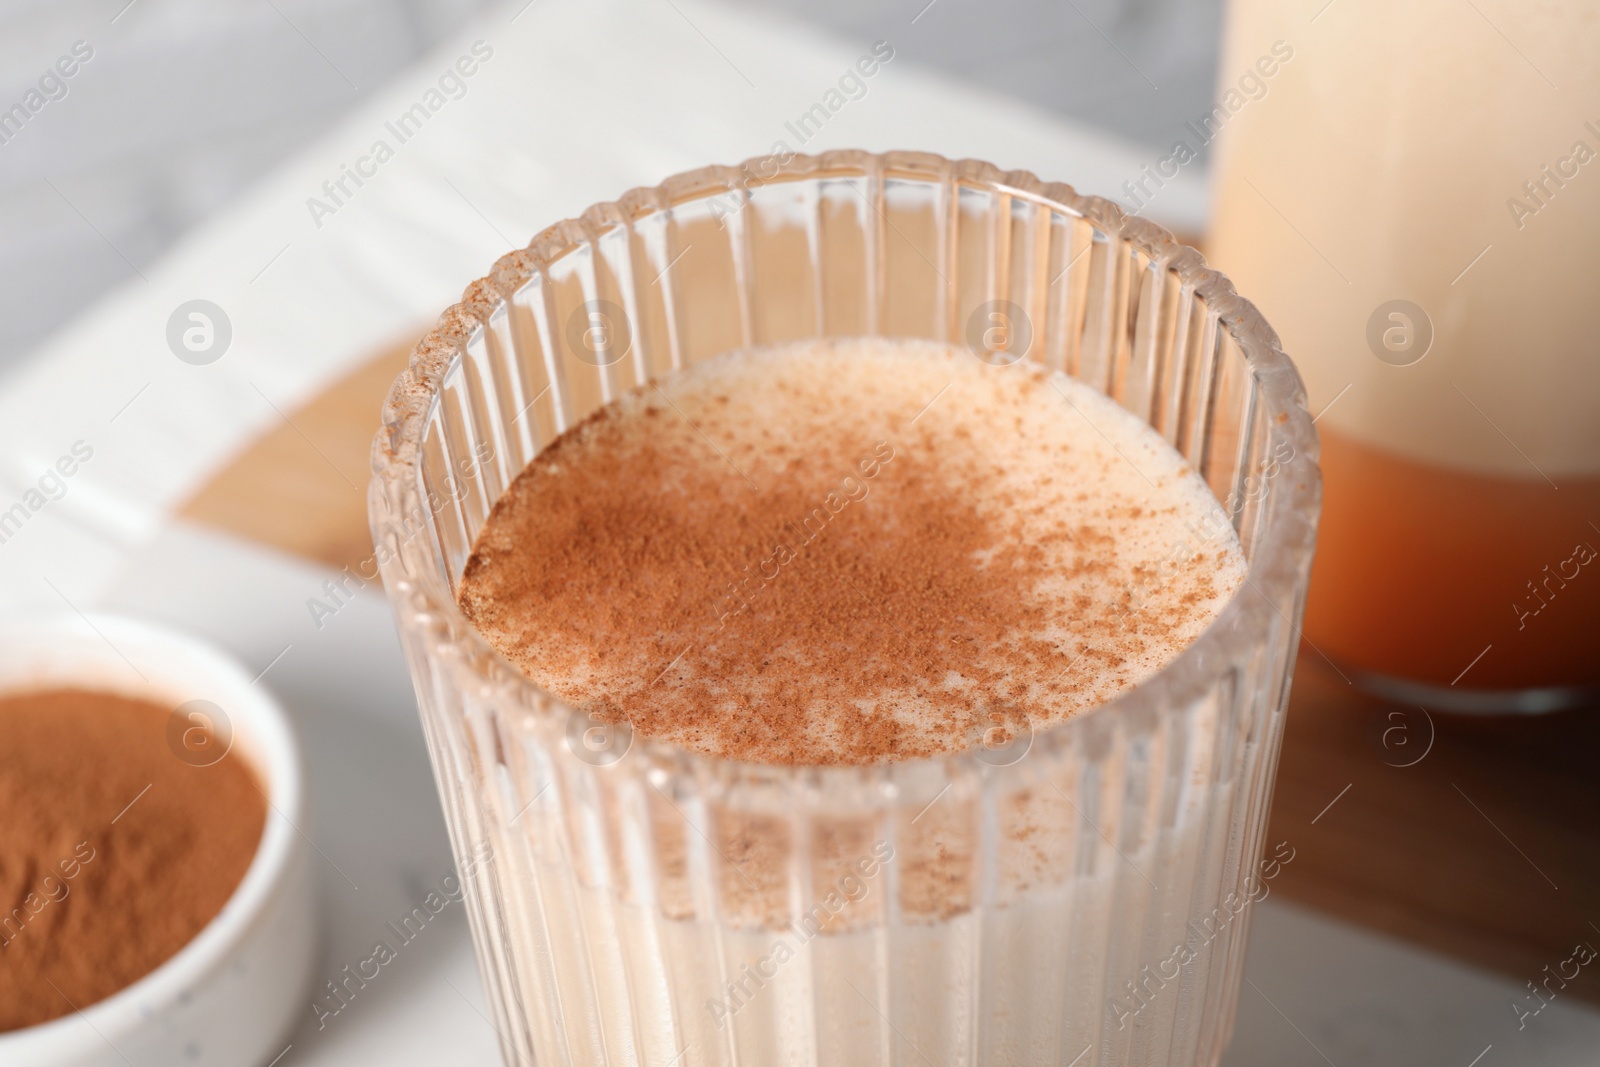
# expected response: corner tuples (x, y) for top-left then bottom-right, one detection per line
(458, 337), (1246, 764)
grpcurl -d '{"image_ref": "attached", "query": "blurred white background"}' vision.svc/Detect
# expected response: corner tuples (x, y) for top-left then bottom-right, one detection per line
(0, 0), (1221, 376)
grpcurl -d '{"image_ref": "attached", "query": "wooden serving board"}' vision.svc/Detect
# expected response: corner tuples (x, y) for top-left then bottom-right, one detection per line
(180, 336), (1600, 1007)
(181, 339), (415, 576)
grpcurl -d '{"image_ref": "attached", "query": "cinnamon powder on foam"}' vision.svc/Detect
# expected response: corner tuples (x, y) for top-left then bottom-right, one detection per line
(459, 337), (1246, 766)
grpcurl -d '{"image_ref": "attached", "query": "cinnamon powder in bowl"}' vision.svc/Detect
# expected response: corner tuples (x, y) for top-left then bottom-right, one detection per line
(0, 688), (266, 1032)
(0, 613), (316, 1067)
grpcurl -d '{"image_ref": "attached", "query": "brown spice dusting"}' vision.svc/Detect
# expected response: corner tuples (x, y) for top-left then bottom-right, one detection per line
(458, 339), (1244, 765)
(0, 689), (266, 1032)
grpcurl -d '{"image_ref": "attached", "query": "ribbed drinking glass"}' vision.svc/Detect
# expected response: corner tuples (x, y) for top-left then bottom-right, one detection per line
(370, 150), (1320, 1067)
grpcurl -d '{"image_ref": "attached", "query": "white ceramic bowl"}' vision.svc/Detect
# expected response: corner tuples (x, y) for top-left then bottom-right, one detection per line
(0, 613), (317, 1067)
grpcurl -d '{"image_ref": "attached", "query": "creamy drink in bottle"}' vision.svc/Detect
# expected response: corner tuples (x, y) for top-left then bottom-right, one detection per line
(1209, 0), (1600, 703)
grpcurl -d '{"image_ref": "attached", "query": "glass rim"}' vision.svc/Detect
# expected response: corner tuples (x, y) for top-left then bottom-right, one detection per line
(370, 147), (1322, 787)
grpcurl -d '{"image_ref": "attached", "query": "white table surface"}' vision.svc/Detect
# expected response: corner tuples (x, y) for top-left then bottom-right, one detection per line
(4, 0), (1597, 1063)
